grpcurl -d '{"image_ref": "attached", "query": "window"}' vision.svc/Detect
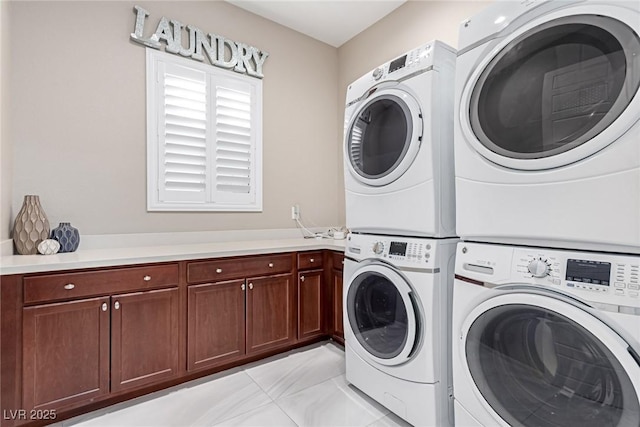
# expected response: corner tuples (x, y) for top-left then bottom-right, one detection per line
(146, 49), (262, 211)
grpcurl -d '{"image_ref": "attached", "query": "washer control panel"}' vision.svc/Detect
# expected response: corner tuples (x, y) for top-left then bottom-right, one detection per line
(457, 242), (640, 308)
(369, 43), (435, 82)
(347, 233), (456, 269)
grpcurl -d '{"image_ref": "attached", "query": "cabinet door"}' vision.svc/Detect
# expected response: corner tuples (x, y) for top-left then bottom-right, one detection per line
(333, 270), (344, 339)
(111, 288), (180, 393)
(187, 280), (246, 372)
(298, 270), (323, 340)
(22, 297), (110, 412)
(246, 274), (295, 354)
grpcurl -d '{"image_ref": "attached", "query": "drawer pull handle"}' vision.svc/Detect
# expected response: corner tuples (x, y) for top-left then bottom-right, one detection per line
(249, 283), (253, 290)
(102, 303), (108, 312)
(216, 268), (223, 273)
(310, 258), (315, 263)
(268, 263), (274, 268)
(64, 283), (75, 290)
(114, 301), (120, 310)
(301, 275), (305, 282)
(143, 275), (151, 281)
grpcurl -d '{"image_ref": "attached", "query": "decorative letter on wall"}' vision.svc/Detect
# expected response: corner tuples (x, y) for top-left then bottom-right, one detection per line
(129, 5), (269, 79)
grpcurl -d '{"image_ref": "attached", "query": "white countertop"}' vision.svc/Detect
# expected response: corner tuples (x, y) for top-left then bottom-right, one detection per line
(0, 236), (346, 276)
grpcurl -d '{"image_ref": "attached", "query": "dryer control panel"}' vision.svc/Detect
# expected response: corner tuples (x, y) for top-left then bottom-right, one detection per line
(346, 233), (458, 270)
(456, 242), (640, 310)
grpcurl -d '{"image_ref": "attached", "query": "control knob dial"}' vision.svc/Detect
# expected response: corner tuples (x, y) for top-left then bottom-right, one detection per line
(372, 67), (383, 80)
(528, 258), (551, 278)
(372, 242), (384, 255)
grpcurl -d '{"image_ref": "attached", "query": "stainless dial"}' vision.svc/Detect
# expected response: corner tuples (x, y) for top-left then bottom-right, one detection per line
(528, 258), (551, 278)
(372, 242), (384, 255)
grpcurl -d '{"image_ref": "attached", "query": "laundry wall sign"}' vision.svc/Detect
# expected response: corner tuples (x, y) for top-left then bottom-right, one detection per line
(130, 5), (269, 79)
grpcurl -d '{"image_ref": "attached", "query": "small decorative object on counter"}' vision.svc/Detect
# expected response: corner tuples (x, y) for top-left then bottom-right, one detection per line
(12, 195), (50, 255)
(51, 222), (80, 252)
(37, 239), (61, 255)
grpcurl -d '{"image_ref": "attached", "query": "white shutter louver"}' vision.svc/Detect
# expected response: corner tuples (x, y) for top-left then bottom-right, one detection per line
(214, 79), (255, 204)
(158, 63), (209, 203)
(147, 49), (262, 211)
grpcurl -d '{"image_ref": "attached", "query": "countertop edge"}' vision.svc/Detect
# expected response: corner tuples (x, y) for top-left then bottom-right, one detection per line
(0, 238), (346, 276)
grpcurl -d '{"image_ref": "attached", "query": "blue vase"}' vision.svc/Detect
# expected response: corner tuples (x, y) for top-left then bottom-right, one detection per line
(51, 222), (80, 252)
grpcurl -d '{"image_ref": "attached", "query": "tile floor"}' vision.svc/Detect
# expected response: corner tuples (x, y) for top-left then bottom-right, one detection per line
(60, 342), (411, 427)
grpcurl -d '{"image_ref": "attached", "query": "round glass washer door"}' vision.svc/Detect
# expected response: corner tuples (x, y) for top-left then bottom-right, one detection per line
(465, 13), (640, 170)
(460, 292), (640, 427)
(346, 263), (421, 366)
(345, 88), (423, 187)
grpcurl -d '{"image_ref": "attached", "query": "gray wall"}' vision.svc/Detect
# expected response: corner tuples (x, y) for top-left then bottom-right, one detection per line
(7, 1), (340, 235)
(1, 0), (12, 240)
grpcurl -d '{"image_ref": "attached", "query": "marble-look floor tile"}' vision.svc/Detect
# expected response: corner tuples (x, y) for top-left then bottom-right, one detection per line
(70, 372), (272, 427)
(276, 375), (389, 427)
(367, 412), (413, 427)
(245, 343), (345, 400)
(211, 403), (296, 427)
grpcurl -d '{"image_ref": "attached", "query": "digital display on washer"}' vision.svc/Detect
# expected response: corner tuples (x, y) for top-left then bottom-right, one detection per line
(389, 242), (407, 256)
(389, 55), (407, 73)
(566, 259), (611, 285)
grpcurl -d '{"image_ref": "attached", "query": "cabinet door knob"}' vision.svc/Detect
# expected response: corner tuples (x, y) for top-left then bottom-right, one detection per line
(268, 263), (274, 268)
(249, 283), (253, 290)
(301, 275), (305, 282)
(102, 302), (108, 311)
(143, 275), (151, 281)
(241, 284), (246, 291)
(64, 283), (75, 290)
(216, 268), (223, 273)
(114, 301), (120, 310)
(310, 258), (315, 263)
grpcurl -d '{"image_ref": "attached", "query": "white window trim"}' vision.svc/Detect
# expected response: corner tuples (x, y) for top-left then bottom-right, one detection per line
(146, 48), (263, 212)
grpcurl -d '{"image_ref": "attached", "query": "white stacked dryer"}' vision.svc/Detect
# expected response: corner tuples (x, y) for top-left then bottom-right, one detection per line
(453, 0), (640, 254)
(342, 41), (458, 427)
(344, 41), (456, 238)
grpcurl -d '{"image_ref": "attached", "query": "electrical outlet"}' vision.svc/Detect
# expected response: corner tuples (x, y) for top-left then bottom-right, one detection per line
(291, 205), (300, 220)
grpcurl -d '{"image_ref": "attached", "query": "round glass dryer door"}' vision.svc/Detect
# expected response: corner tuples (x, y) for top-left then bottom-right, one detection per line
(346, 89), (422, 186)
(462, 297), (640, 427)
(469, 14), (640, 168)
(346, 264), (420, 365)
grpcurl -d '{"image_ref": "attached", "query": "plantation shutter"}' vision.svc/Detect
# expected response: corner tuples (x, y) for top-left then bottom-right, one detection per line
(147, 49), (262, 211)
(157, 62), (210, 204)
(212, 77), (256, 205)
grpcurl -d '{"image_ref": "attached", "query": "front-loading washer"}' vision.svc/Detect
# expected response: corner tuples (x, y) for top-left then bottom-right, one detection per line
(452, 241), (640, 426)
(344, 41), (456, 238)
(343, 233), (458, 426)
(454, 0), (640, 253)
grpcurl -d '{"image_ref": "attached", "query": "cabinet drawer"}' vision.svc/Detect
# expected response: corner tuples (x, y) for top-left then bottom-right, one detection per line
(332, 252), (345, 271)
(297, 251), (323, 270)
(24, 264), (179, 305)
(187, 253), (293, 284)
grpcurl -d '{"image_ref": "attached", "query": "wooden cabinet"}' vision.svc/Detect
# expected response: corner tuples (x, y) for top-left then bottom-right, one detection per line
(296, 251), (325, 342)
(111, 288), (180, 393)
(247, 274), (295, 353)
(22, 297), (110, 412)
(21, 264), (180, 413)
(331, 252), (345, 342)
(187, 280), (246, 371)
(186, 254), (295, 372)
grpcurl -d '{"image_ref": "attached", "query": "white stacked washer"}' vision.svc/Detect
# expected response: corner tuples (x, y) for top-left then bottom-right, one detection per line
(343, 233), (458, 427)
(344, 41), (456, 238)
(453, 0), (640, 253)
(452, 241), (640, 426)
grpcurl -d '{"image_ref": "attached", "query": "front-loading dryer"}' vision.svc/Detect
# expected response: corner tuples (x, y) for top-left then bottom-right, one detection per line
(344, 41), (456, 238)
(452, 241), (640, 426)
(454, 0), (640, 253)
(343, 233), (458, 426)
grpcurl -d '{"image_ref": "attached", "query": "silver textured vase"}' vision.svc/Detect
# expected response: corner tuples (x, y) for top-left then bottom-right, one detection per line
(12, 195), (50, 255)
